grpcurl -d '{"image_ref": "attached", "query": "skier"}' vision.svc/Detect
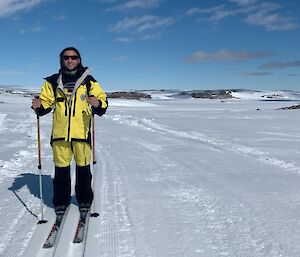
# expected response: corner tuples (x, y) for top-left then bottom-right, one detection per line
(32, 47), (108, 218)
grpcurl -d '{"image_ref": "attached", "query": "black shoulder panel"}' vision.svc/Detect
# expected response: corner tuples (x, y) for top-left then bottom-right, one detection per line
(44, 73), (59, 96)
(44, 73), (59, 85)
(86, 75), (97, 83)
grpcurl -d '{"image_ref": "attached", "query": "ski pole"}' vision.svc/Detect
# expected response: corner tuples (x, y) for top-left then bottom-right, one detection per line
(90, 112), (99, 217)
(36, 98), (47, 224)
(92, 113), (96, 166)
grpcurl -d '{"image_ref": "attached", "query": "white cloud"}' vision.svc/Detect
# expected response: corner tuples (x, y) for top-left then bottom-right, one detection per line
(186, 5), (226, 16)
(0, 70), (25, 75)
(20, 24), (43, 34)
(112, 55), (128, 61)
(106, 0), (162, 12)
(229, 0), (257, 6)
(185, 49), (274, 63)
(186, 4), (251, 24)
(260, 60), (300, 69)
(114, 33), (160, 42)
(187, 1), (298, 31)
(0, 0), (42, 17)
(114, 37), (135, 42)
(97, 0), (118, 3)
(53, 15), (66, 21)
(239, 71), (272, 77)
(141, 32), (161, 41)
(244, 9), (298, 31)
(110, 15), (174, 33)
(207, 7), (240, 22)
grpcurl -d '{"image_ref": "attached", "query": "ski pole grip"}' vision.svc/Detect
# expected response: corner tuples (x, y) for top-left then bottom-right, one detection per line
(33, 95), (41, 115)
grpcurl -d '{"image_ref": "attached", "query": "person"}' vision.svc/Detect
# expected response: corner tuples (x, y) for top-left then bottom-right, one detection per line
(32, 47), (108, 217)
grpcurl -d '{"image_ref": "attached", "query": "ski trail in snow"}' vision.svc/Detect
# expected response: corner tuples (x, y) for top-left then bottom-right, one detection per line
(84, 149), (107, 256)
(98, 111), (300, 256)
(122, 129), (288, 257)
(94, 144), (140, 257)
(0, 113), (7, 128)
(0, 111), (47, 257)
(106, 114), (300, 173)
(162, 154), (291, 257)
(1, 192), (38, 257)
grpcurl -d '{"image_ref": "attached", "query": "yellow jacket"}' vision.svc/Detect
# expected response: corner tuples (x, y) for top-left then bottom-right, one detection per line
(39, 68), (107, 144)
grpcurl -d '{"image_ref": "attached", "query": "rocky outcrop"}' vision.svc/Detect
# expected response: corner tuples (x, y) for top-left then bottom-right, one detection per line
(191, 90), (233, 99)
(276, 104), (300, 110)
(107, 91), (151, 100)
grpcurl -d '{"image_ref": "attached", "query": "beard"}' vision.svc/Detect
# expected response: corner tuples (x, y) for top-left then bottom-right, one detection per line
(61, 63), (84, 75)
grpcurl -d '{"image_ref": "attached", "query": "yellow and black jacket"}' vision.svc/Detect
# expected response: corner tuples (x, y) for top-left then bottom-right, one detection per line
(37, 67), (108, 145)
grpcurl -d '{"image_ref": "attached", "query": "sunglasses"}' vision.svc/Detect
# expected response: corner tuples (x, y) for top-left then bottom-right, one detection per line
(63, 55), (79, 60)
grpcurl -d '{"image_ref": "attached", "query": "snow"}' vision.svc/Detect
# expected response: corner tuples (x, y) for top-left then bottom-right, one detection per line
(231, 90), (300, 101)
(0, 90), (300, 257)
(109, 99), (158, 107)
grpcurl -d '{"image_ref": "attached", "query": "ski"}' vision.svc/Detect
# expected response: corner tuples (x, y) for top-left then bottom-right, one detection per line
(43, 210), (67, 248)
(73, 210), (89, 243)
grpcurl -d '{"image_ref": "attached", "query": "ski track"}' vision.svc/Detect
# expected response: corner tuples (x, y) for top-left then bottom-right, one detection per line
(127, 136), (254, 257)
(106, 114), (300, 173)
(160, 152), (291, 257)
(0, 190), (39, 257)
(0, 113), (7, 128)
(101, 112), (300, 257)
(96, 144), (139, 257)
(0, 110), (53, 257)
(0, 111), (43, 257)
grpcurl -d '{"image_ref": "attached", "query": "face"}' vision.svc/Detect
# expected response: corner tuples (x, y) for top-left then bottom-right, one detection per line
(62, 50), (80, 70)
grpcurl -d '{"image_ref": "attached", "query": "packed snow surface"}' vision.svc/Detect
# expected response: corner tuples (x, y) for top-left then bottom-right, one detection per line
(0, 91), (300, 257)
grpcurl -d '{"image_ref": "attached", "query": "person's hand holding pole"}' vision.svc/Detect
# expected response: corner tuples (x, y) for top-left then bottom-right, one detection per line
(88, 96), (100, 108)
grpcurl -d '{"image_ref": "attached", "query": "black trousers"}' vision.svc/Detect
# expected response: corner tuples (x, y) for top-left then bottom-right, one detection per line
(53, 165), (94, 208)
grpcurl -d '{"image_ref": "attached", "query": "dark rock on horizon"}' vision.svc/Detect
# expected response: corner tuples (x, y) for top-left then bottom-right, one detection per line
(276, 104), (300, 110)
(191, 90), (233, 99)
(107, 91), (151, 100)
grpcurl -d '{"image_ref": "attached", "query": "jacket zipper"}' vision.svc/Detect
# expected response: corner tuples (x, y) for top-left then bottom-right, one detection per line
(64, 100), (68, 116)
(67, 101), (72, 141)
(73, 94), (77, 116)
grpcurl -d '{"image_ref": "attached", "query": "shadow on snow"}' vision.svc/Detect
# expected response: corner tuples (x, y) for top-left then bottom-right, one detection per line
(8, 173), (77, 220)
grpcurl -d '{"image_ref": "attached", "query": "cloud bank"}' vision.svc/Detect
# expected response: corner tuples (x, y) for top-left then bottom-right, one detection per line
(260, 60), (300, 69)
(106, 0), (162, 12)
(239, 71), (272, 77)
(110, 15), (174, 33)
(186, 1), (298, 31)
(0, 0), (42, 17)
(185, 49), (275, 63)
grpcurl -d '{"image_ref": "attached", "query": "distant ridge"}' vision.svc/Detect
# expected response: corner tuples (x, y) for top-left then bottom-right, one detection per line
(1, 86), (300, 101)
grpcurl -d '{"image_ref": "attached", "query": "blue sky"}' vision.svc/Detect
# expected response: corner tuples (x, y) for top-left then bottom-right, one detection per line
(0, 0), (299, 90)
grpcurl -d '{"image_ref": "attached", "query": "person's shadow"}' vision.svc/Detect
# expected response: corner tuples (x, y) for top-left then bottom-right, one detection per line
(8, 173), (53, 219)
(8, 172), (78, 220)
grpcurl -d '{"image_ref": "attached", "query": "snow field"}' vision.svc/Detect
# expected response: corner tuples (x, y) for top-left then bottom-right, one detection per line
(0, 94), (300, 256)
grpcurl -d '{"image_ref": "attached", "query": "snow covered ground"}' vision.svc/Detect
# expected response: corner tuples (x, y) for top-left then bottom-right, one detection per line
(0, 90), (300, 257)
